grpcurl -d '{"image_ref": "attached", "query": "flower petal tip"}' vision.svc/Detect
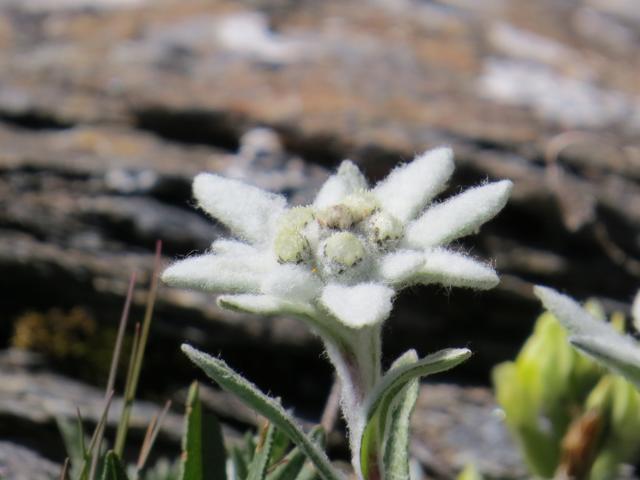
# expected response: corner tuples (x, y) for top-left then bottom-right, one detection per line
(373, 147), (455, 222)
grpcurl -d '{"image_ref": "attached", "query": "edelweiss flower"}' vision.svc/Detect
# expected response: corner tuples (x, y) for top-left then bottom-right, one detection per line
(162, 147), (512, 331)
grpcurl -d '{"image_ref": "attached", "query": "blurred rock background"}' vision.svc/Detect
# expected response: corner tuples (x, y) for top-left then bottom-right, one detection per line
(0, 0), (638, 478)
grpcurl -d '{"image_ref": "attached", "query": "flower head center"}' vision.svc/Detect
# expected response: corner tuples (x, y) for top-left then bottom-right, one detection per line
(273, 192), (403, 281)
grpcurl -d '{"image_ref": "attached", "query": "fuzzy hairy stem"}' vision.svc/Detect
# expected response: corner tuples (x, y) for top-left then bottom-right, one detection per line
(323, 325), (383, 479)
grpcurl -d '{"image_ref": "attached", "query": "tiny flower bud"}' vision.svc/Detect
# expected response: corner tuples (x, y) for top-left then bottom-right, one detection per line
(278, 206), (314, 230)
(367, 211), (403, 248)
(274, 227), (310, 263)
(342, 191), (378, 222)
(324, 232), (365, 268)
(316, 204), (354, 230)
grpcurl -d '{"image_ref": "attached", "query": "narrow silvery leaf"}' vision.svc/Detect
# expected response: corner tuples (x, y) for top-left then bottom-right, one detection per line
(314, 160), (368, 208)
(320, 283), (394, 328)
(535, 286), (640, 389)
(193, 173), (287, 244)
(533, 286), (611, 337)
(162, 254), (271, 293)
(382, 354), (420, 480)
(181, 345), (344, 480)
(404, 180), (512, 249)
(363, 348), (471, 426)
(358, 348), (471, 479)
(633, 290), (640, 333)
(377, 250), (425, 285)
(247, 422), (275, 480)
(359, 350), (418, 480)
(417, 249), (499, 290)
(373, 147), (454, 223)
(261, 265), (323, 303)
(571, 335), (640, 390)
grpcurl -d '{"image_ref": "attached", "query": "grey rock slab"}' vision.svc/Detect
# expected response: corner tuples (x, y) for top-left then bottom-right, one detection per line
(0, 355), (183, 441)
(0, 441), (60, 480)
(412, 383), (526, 479)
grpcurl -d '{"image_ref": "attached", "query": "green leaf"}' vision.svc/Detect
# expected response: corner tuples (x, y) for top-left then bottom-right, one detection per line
(267, 446), (307, 480)
(182, 344), (343, 480)
(247, 422), (276, 480)
(230, 445), (249, 480)
(382, 352), (420, 480)
(267, 427), (325, 480)
(180, 382), (227, 480)
(360, 348), (470, 479)
(57, 413), (91, 480)
(101, 451), (130, 480)
(364, 348), (470, 425)
(269, 428), (291, 468)
(56, 415), (87, 467)
(587, 376), (640, 480)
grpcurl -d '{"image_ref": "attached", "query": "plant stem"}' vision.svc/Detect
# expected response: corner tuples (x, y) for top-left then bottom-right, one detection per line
(106, 271), (137, 397)
(320, 377), (341, 434)
(114, 237), (162, 456)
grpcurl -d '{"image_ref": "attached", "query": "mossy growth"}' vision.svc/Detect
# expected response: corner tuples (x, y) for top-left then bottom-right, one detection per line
(12, 307), (132, 383)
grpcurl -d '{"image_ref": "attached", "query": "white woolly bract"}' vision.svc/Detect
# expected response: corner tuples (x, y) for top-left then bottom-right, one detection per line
(218, 293), (317, 318)
(404, 180), (513, 249)
(210, 239), (257, 256)
(320, 283), (394, 328)
(313, 160), (368, 208)
(261, 264), (323, 303)
(373, 147), (454, 223)
(193, 173), (287, 244)
(418, 249), (499, 289)
(377, 250), (425, 285)
(161, 253), (273, 293)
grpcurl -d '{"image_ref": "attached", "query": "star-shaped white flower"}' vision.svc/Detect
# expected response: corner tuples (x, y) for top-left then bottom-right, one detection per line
(162, 147), (512, 330)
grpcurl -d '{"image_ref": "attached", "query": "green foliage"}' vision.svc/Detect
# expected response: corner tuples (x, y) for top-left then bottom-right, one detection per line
(181, 344), (342, 480)
(101, 452), (129, 480)
(55, 248), (329, 480)
(180, 382), (226, 480)
(585, 376), (640, 480)
(359, 348), (470, 478)
(494, 307), (640, 479)
(59, 381), (327, 480)
(246, 423), (276, 480)
(380, 351), (420, 480)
